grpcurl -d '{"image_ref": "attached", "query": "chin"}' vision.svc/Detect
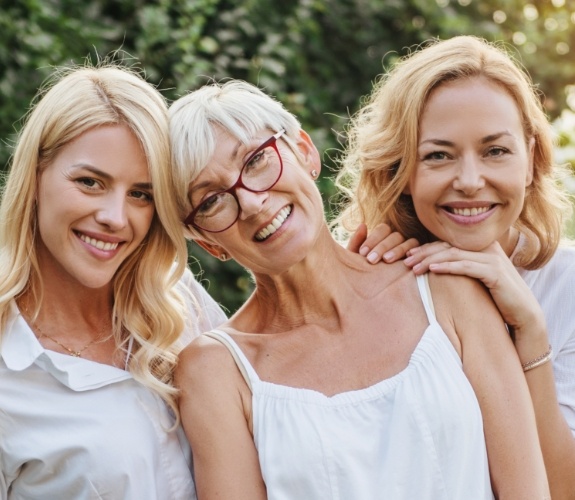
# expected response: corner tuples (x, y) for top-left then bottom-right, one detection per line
(73, 271), (118, 290)
(448, 238), (493, 252)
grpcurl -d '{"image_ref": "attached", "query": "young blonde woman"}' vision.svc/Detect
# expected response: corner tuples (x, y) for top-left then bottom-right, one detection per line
(0, 64), (225, 499)
(170, 79), (549, 499)
(335, 35), (575, 498)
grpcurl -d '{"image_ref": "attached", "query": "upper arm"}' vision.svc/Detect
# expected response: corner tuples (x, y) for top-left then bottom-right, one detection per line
(431, 274), (549, 499)
(175, 337), (266, 500)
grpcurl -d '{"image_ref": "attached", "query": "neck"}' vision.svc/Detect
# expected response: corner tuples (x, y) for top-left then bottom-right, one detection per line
(499, 227), (521, 257)
(19, 272), (114, 336)
(230, 228), (385, 333)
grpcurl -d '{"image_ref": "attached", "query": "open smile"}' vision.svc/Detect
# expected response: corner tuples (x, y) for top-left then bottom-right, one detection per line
(76, 231), (121, 251)
(255, 205), (292, 241)
(446, 206), (493, 217)
(441, 203), (497, 224)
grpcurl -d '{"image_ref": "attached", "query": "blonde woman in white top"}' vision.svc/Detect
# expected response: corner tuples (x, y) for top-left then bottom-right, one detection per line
(0, 64), (226, 499)
(336, 35), (574, 498)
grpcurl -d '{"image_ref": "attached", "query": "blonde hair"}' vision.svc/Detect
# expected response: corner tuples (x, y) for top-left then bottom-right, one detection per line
(0, 64), (190, 414)
(169, 79), (301, 234)
(334, 35), (572, 269)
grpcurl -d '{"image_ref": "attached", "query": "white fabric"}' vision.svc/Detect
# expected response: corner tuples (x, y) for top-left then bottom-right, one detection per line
(207, 275), (494, 500)
(177, 267), (229, 345)
(0, 267), (226, 500)
(516, 242), (575, 434)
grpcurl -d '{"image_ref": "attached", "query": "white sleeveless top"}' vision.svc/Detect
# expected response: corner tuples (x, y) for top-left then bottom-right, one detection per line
(206, 275), (494, 499)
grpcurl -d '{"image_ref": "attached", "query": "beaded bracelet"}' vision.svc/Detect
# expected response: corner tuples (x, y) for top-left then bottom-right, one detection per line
(521, 345), (553, 372)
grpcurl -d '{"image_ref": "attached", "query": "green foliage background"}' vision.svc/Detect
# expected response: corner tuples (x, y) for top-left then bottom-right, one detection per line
(2, 0), (575, 313)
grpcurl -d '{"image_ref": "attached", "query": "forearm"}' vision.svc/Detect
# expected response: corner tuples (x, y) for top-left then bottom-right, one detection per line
(512, 322), (575, 498)
(523, 360), (575, 499)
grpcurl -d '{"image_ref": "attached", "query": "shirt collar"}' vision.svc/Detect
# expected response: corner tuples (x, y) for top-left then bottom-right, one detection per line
(1, 301), (132, 391)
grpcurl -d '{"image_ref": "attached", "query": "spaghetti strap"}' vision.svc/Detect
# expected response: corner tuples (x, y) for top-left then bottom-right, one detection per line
(203, 329), (258, 392)
(416, 274), (437, 324)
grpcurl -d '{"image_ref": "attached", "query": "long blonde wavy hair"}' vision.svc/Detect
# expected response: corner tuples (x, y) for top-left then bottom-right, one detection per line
(0, 64), (190, 415)
(334, 36), (572, 269)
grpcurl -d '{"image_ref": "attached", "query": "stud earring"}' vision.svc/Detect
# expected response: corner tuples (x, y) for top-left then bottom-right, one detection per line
(311, 169), (318, 178)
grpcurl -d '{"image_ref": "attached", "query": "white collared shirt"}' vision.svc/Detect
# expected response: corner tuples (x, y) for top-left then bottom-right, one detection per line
(0, 268), (226, 499)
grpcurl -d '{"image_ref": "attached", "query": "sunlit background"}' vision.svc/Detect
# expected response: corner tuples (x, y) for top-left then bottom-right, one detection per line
(1, 0), (575, 311)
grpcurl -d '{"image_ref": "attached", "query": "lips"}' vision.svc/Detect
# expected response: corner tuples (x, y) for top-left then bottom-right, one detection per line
(77, 232), (120, 251)
(255, 205), (292, 241)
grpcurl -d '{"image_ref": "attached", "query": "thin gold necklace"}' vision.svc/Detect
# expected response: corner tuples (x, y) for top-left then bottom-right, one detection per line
(22, 305), (112, 358)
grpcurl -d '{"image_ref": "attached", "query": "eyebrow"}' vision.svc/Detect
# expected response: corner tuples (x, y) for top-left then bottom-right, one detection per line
(419, 131), (515, 147)
(70, 164), (152, 190)
(189, 138), (244, 196)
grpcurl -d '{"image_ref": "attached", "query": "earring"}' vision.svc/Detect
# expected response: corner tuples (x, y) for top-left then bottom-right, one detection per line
(311, 169), (318, 178)
(218, 253), (229, 261)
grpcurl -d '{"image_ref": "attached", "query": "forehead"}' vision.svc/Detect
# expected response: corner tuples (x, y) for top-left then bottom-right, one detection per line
(421, 77), (523, 135)
(49, 124), (150, 179)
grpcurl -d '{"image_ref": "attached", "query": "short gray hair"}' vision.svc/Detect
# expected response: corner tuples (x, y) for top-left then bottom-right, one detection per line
(169, 80), (301, 223)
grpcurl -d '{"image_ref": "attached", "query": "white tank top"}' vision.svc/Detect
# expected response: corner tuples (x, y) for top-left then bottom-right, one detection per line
(205, 274), (494, 499)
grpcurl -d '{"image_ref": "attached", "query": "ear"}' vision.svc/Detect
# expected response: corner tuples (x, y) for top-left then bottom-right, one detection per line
(525, 136), (535, 187)
(194, 238), (227, 260)
(296, 130), (321, 175)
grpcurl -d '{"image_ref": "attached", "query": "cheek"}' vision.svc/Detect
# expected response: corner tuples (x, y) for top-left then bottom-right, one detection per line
(134, 207), (156, 240)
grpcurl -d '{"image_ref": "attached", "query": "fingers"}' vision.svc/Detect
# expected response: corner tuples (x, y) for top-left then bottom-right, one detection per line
(357, 223), (393, 256)
(404, 241), (453, 272)
(347, 222), (420, 264)
(405, 245), (485, 276)
(379, 237), (420, 263)
(346, 223), (368, 254)
(358, 223), (419, 264)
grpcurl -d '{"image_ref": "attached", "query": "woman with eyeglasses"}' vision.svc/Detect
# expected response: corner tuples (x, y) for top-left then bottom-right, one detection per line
(170, 80), (549, 499)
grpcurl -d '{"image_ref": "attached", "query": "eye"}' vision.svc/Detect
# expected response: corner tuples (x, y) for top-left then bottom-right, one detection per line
(421, 151), (450, 162)
(486, 146), (510, 158)
(197, 193), (226, 215)
(244, 149), (268, 173)
(130, 190), (154, 203)
(76, 177), (101, 190)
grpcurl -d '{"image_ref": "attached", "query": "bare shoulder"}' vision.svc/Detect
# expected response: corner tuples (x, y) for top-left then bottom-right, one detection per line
(427, 272), (507, 352)
(175, 331), (243, 397)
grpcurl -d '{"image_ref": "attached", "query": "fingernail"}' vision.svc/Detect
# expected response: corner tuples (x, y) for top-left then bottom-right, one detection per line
(383, 251), (395, 262)
(412, 263), (422, 273)
(367, 251), (379, 263)
(404, 256), (414, 265)
(359, 245), (369, 256)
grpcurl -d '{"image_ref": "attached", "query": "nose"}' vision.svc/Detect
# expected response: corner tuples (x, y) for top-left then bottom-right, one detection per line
(452, 154), (486, 194)
(94, 192), (128, 230)
(236, 187), (268, 220)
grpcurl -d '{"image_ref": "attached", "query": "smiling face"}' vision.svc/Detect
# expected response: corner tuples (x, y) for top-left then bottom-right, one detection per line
(191, 127), (324, 275)
(36, 124), (155, 290)
(407, 76), (534, 254)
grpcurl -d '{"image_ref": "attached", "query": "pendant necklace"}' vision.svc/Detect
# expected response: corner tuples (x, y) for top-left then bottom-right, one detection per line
(22, 305), (112, 358)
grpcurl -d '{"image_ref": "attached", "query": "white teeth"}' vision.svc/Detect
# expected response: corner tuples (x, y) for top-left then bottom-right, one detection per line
(79, 233), (119, 251)
(451, 206), (490, 217)
(255, 206), (292, 241)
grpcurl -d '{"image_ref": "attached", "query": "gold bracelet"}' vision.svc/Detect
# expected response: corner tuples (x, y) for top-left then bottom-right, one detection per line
(521, 345), (552, 372)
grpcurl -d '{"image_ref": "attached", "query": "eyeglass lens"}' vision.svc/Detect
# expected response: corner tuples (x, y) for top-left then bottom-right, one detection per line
(192, 141), (282, 232)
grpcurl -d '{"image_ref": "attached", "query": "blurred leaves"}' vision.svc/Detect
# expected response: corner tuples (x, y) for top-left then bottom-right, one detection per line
(2, 0), (575, 312)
